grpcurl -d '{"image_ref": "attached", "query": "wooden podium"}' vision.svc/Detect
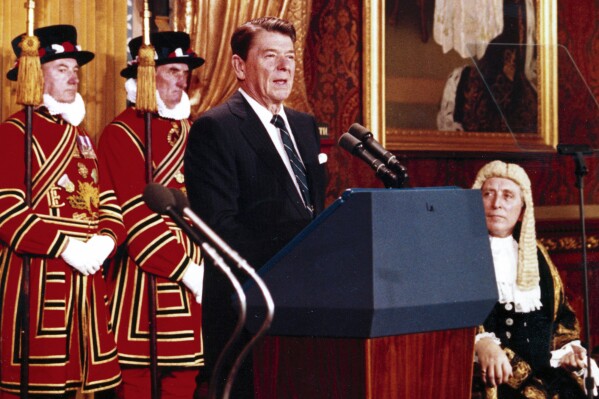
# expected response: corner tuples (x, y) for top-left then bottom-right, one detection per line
(244, 189), (497, 398)
(252, 329), (475, 399)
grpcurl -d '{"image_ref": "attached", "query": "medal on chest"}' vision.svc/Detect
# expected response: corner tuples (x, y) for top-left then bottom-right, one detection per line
(167, 122), (181, 147)
(76, 134), (97, 159)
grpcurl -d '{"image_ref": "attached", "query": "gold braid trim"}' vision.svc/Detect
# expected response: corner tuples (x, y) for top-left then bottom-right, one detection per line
(505, 347), (533, 389)
(537, 242), (562, 319)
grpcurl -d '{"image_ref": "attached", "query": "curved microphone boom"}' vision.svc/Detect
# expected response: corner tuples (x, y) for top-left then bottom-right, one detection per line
(169, 188), (275, 399)
(338, 133), (401, 188)
(348, 123), (408, 186)
(142, 183), (247, 399)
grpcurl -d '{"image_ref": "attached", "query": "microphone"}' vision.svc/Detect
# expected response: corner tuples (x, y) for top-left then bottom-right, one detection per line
(168, 187), (275, 399)
(143, 183), (247, 399)
(348, 123), (408, 186)
(338, 132), (400, 188)
(143, 183), (207, 247)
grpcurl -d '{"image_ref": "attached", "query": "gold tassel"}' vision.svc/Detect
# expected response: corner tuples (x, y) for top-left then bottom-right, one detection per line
(16, 35), (44, 106)
(136, 44), (157, 112)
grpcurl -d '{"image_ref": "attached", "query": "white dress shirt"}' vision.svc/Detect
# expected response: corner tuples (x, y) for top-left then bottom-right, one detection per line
(239, 88), (307, 203)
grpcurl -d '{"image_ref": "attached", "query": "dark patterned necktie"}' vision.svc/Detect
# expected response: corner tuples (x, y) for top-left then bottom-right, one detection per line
(271, 114), (312, 214)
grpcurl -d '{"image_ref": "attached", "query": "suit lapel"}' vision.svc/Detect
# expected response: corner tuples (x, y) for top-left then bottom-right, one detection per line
(229, 92), (310, 217)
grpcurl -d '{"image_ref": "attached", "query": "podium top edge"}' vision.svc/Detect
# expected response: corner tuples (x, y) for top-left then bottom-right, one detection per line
(342, 186), (476, 197)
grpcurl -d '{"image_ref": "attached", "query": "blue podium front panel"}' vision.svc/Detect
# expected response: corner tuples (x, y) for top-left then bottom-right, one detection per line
(244, 188), (497, 338)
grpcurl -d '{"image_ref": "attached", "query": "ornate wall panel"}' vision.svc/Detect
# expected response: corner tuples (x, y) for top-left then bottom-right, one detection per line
(306, 0), (380, 201)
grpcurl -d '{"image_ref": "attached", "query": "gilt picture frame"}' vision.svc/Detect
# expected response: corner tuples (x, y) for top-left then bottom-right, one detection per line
(363, 0), (558, 153)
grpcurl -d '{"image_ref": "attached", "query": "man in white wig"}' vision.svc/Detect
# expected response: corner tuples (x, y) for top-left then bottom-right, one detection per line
(472, 160), (598, 399)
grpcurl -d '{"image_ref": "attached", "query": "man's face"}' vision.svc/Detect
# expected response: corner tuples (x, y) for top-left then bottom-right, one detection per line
(232, 30), (295, 113)
(156, 63), (189, 109)
(481, 177), (524, 238)
(42, 58), (80, 103)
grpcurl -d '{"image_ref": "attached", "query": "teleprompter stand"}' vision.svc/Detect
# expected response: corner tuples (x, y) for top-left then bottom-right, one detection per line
(558, 144), (596, 399)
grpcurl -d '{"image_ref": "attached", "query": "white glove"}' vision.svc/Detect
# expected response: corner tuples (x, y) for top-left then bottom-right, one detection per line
(181, 262), (204, 304)
(86, 234), (115, 266)
(60, 237), (101, 276)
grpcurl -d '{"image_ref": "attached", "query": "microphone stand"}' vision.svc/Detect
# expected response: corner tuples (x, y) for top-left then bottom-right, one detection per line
(558, 145), (594, 398)
(162, 206), (247, 399)
(181, 208), (275, 399)
(142, 183), (248, 399)
(200, 244), (246, 399)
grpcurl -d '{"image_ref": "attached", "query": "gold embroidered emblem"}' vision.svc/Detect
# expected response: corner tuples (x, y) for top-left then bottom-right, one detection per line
(47, 185), (65, 208)
(91, 168), (98, 184)
(77, 162), (89, 178)
(167, 122), (180, 146)
(72, 212), (91, 221)
(57, 174), (75, 193)
(174, 170), (185, 184)
(67, 181), (99, 214)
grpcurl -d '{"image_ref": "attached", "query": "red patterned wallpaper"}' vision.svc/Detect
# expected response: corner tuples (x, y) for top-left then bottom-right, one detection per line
(556, 0), (599, 203)
(305, 0), (381, 201)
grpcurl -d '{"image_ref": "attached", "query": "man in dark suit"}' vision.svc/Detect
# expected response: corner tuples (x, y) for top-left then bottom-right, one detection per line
(184, 16), (327, 399)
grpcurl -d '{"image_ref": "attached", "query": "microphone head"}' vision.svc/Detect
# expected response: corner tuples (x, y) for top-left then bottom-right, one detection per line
(338, 132), (362, 154)
(169, 188), (190, 213)
(143, 183), (176, 214)
(348, 123), (372, 141)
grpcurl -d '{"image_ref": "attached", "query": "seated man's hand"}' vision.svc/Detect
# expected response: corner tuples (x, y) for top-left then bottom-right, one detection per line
(475, 337), (513, 386)
(560, 344), (587, 372)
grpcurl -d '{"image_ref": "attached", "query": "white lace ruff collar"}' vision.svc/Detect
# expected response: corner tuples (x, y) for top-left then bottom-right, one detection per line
(41, 93), (86, 126)
(490, 235), (542, 313)
(125, 78), (190, 120)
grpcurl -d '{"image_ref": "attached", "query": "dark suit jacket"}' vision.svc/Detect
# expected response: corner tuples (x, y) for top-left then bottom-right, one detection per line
(184, 92), (327, 393)
(184, 91), (327, 269)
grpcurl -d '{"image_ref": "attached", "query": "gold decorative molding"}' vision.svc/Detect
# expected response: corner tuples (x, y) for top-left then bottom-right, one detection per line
(539, 236), (599, 252)
(362, 0), (385, 143)
(535, 205), (599, 221)
(538, 0), (559, 149)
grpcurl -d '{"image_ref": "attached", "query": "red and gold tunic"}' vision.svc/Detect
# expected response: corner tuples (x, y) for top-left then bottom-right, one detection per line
(98, 107), (203, 367)
(0, 109), (124, 395)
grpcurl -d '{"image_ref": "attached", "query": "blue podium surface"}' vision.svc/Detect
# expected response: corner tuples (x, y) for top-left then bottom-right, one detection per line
(244, 188), (497, 338)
